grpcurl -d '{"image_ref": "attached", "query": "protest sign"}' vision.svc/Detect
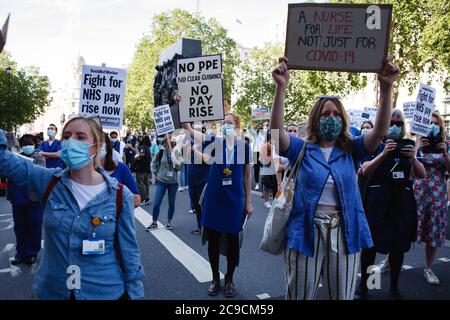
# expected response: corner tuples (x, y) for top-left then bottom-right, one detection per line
(177, 54), (224, 123)
(411, 84), (436, 136)
(154, 104), (175, 136)
(251, 107), (271, 120)
(402, 102), (416, 120)
(348, 109), (363, 128)
(0, 13), (10, 53)
(285, 3), (392, 72)
(79, 65), (126, 130)
(361, 106), (377, 123)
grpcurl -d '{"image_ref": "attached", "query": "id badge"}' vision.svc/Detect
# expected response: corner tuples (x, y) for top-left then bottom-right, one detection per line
(82, 238), (105, 255)
(167, 172), (174, 178)
(222, 178), (232, 186)
(392, 171), (405, 180)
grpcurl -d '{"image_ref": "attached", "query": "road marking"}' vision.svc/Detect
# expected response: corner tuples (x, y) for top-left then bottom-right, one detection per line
(134, 207), (224, 283)
(0, 243), (21, 277)
(0, 214), (13, 231)
(257, 293), (271, 300)
(402, 265), (413, 270)
(445, 240), (450, 248)
(438, 258), (450, 263)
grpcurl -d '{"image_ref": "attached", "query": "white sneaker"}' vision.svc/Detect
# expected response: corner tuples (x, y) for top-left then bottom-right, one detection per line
(376, 259), (390, 273)
(264, 201), (271, 208)
(255, 183), (259, 191)
(424, 268), (440, 285)
(178, 187), (184, 192)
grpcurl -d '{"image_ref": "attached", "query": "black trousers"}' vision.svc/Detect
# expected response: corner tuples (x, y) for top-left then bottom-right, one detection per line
(189, 183), (206, 229)
(253, 152), (261, 185)
(205, 228), (240, 283)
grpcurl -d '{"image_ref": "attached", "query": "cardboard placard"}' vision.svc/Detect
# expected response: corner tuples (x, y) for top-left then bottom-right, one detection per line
(285, 3), (392, 72)
(79, 65), (127, 130)
(411, 84), (436, 136)
(251, 107), (271, 120)
(0, 13), (10, 53)
(154, 104), (175, 136)
(176, 54), (224, 123)
(402, 102), (416, 120)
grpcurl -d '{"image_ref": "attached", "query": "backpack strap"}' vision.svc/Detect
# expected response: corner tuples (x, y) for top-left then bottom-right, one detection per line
(115, 183), (123, 266)
(44, 176), (61, 203)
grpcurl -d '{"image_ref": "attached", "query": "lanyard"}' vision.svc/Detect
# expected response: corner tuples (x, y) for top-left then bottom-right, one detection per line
(390, 157), (400, 172)
(225, 144), (235, 169)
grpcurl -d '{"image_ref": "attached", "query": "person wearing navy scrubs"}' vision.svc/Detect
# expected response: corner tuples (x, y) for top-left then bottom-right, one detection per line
(183, 113), (253, 298)
(39, 124), (64, 169)
(8, 134), (46, 265)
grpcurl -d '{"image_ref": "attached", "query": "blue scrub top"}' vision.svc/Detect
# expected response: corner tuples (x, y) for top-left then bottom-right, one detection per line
(187, 142), (211, 187)
(39, 140), (64, 169)
(201, 137), (250, 234)
(110, 162), (139, 195)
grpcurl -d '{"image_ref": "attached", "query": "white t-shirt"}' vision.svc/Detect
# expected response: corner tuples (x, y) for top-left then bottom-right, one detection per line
(112, 149), (123, 162)
(318, 147), (339, 206)
(71, 180), (108, 211)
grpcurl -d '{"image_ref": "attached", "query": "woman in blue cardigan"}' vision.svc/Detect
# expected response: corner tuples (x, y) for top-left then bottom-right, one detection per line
(270, 56), (399, 300)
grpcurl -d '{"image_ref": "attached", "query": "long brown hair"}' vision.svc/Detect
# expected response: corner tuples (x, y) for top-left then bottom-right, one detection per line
(103, 133), (117, 172)
(306, 98), (353, 153)
(432, 111), (446, 142)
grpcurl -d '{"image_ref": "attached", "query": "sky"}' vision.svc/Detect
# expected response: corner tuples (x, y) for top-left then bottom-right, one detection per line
(0, 0), (308, 90)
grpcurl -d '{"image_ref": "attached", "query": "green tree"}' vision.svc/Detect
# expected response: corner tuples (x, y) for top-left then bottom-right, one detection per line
(125, 9), (239, 131)
(334, 0), (450, 106)
(234, 42), (368, 125)
(0, 52), (52, 132)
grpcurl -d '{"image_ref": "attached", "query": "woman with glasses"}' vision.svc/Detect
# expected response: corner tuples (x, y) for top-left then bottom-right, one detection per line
(357, 109), (426, 300)
(413, 112), (449, 285)
(270, 56), (399, 300)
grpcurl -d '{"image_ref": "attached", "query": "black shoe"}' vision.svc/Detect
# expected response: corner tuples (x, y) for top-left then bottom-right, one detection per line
(208, 280), (221, 296)
(224, 281), (237, 298)
(24, 256), (37, 265)
(146, 222), (158, 231)
(10, 258), (25, 266)
(389, 288), (403, 300)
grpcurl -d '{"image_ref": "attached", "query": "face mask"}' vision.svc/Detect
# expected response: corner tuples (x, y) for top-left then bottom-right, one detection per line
(47, 130), (56, 138)
(60, 139), (96, 170)
(386, 125), (401, 139)
(100, 145), (107, 160)
(110, 138), (118, 144)
(427, 124), (440, 137)
(318, 116), (343, 142)
(157, 137), (164, 144)
(361, 128), (370, 135)
(222, 124), (235, 136)
(22, 145), (35, 155)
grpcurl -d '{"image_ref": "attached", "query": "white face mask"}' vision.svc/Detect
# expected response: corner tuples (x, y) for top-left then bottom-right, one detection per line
(361, 128), (370, 135)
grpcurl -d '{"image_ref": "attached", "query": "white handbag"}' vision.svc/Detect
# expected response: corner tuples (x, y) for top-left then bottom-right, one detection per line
(260, 142), (308, 255)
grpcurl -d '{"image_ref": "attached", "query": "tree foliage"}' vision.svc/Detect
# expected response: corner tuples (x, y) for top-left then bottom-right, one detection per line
(0, 52), (52, 131)
(125, 9), (239, 131)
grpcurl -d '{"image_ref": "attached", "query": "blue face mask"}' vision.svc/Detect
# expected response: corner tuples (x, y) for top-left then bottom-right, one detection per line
(387, 125), (401, 139)
(22, 145), (35, 156)
(100, 145), (107, 160)
(60, 139), (96, 170)
(222, 124), (235, 136)
(318, 116), (343, 142)
(47, 130), (56, 138)
(427, 124), (440, 137)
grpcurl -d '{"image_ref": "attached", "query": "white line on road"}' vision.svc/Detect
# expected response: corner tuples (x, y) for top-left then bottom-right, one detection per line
(134, 207), (224, 283)
(402, 265), (413, 270)
(438, 258), (450, 263)
(256, 293), (271, 300)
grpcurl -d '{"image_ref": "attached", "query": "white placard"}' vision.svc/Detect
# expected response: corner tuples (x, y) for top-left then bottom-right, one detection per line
(79, 65), (127, 130)
(403, 102), (416, 120)
(411, 84), (436, 136)
(154, 104), (175, 136)
(348, 109), (363, 128)
(177, 54), (224, 123)
(251, 107), (271, 120)
(361, 106), (377, 123)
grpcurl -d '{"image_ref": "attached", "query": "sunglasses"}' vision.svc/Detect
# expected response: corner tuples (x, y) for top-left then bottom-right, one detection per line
(390, 121), (404, 127)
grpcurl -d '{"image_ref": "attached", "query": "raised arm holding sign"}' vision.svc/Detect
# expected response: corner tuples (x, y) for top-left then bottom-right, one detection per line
(0, 13), (10, 53)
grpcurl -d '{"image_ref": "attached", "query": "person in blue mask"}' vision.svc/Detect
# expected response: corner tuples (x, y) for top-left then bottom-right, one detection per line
(414, 112), (450, 286)
(357, 109), (426, 300)
(0, 116), (144, 300)
(270, 56), (400, 300)
(8, 134), (46, 266)
(39, 124), (64, 169)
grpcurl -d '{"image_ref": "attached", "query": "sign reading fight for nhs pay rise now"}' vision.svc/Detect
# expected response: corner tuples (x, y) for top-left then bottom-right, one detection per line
(177, 54), (224, 123)
(79, 65), (126, 130)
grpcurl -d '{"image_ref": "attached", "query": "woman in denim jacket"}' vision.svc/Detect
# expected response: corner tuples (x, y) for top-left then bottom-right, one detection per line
(0, 116), (144, 300)
(270, 56), (399, 300)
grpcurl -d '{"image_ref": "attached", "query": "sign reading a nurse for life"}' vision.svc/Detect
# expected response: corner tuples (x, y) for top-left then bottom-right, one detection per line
(176, 54), (224, 123)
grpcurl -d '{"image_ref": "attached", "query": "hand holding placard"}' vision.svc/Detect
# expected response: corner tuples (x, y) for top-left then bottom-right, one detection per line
(272, 57), (290, 87)
(378, 56), (399, 88)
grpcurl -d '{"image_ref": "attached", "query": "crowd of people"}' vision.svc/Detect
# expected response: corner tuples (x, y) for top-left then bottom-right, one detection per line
(0, 56), (449, 301)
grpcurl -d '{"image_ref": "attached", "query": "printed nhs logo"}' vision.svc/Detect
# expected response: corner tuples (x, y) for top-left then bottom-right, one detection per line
(66, 265), (81, 290)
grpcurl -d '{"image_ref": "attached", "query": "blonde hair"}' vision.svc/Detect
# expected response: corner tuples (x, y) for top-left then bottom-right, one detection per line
(224, 112), (241, 129)
(391, 109), (407, 139)
(62, 116), (105, 169)
(306, 98), (353, 153)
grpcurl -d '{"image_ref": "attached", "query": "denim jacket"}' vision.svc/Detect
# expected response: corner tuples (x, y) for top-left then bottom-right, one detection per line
(281, 135), (373, 257)
(0, 130), (145, 300)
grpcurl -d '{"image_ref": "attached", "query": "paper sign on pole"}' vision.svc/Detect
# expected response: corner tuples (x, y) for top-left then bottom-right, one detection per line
(251, 107), (271, 120)
(0, 13), (10, 53)
(410, 84), (436, 136)
(285, 3), (392, 72)
(402, 102), (416, 120)
(154, 105), (175, 136)
(177, 54), (224, 123)
(79, 65), (127, 130)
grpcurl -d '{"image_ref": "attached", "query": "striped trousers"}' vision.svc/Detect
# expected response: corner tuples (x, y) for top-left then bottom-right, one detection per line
(284, 212), (361, 300)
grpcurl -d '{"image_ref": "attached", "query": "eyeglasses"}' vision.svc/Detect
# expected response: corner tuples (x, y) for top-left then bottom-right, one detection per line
(390, 121), (404, 127)
(288, 129), (297, 133)
(317, 95), (341, 100)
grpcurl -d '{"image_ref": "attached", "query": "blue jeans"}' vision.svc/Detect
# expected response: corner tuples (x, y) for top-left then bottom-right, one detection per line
(179, 164), (187, 187)
(152, 182), (178, 222)
(12, 204), (44, 259)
